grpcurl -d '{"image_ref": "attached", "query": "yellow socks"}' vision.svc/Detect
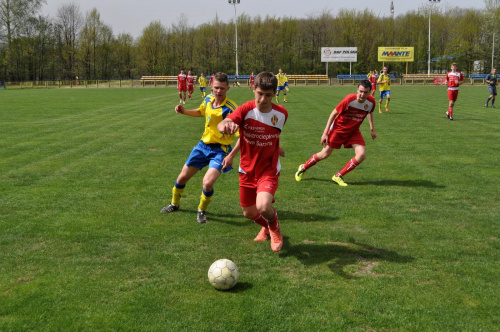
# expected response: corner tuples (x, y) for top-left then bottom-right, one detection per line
(198, 189), (214, 211)
(172, 183), (185, 206)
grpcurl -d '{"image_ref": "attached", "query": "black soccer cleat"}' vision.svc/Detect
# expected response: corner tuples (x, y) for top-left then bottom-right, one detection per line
(197, 210), (207, 223)
(160, 203), (179, 213)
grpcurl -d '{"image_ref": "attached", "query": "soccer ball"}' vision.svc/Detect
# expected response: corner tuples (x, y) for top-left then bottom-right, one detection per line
(207, 259), (239, 290)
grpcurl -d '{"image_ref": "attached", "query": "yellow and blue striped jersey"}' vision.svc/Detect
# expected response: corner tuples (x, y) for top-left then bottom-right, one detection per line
(276, 73), (286, 87)
(198, 76), (207, 87)
(377, 73), (391, 91)
(198, 95), (238, 146)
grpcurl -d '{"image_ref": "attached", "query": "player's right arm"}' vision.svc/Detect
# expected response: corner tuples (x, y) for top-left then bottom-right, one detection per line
(217, 118), (239, 135)
(175, 104), (202, 117)
(321, 109), (339, 145)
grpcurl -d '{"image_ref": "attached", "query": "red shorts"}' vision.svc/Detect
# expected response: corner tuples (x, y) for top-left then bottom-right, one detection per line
(187, 85), (194, 92)
(239, 173), (279, 207)
(448, 90), (459, 101)
(327, 130), (365, 149)
(371, 83), (376, 90)
(178, 85), (187, 92)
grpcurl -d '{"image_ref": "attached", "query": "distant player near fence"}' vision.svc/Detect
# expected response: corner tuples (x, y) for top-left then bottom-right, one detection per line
(445, 63), (464, 121)
(485, 68), (498, 108)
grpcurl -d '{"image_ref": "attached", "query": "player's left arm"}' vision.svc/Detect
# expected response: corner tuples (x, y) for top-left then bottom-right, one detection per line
(368, 112), (377, 140)
(222, 138), (240, 170)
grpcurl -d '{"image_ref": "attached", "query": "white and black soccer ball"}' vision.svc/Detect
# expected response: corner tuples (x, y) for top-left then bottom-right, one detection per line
(207, 259), (239, 290)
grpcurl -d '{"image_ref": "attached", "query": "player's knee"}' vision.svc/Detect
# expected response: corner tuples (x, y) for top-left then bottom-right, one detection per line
(242, 208), (257, 220)
(356, 152), (366, 162)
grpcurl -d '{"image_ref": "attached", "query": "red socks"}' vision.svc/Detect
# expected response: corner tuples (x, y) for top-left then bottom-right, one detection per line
(303, 153), (320, 171)
(252, 209), (278, 230)
(337, 158), (359, 177)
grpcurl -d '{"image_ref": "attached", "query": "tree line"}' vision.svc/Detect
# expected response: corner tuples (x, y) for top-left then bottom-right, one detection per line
(1, 0), (499, 82)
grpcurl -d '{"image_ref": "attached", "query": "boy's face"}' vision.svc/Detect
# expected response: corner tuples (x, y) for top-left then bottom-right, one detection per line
(212, 80), (229, 98)
(356, 85), (371, 103)
(253, 87), (275, 110)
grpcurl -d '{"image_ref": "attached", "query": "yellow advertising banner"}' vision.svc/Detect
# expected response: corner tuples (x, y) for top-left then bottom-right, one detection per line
(378, 47), (414, 62)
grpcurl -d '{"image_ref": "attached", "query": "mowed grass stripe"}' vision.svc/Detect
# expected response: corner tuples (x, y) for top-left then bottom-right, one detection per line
(0, 90), (180, 177)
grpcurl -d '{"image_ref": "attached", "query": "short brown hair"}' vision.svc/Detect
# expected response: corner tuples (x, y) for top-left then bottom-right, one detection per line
(213, 72), (229, 85)
(254, 72), (278, 92)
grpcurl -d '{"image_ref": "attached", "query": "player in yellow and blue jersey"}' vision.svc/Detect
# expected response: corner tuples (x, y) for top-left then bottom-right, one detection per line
(377, 66), (391, 113)
(275, 68), (288, 103)
(284, 73), (290, 92)
(161, 72), (239, 224)
(198, 72), (207, 98)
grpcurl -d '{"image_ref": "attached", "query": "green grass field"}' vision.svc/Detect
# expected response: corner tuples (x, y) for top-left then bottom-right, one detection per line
(1, 85), (499, 331)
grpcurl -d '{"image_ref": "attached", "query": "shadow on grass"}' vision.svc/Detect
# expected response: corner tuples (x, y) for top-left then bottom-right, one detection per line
(281, 237), (414, 279)
(226, 281), (253, 293)
(177, 210), (335, 225)
(278, 210), (336, 222)
(351, 179), (445, 188)
(300, 178), (445, 189)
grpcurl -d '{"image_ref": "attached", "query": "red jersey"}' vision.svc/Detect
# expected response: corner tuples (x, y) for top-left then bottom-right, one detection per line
(250, 75), (255, 84)
(187, 75), (194, 86)
(369, 74), (377, 85)
(177, 73), (187, 87)
(228, 100), (288, 178)
(446, 71), (463, 90)
(331, 94), (375, 134)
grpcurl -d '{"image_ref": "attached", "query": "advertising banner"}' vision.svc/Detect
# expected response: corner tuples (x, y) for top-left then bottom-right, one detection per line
(321, 47), (358, 62)
(378, 47), (414, 62)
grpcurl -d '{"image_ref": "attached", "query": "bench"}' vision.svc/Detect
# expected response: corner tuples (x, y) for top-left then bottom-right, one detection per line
(140, 75), (198, 87)
(337, 74), (396, 85)
(287, 75), (329, 85)
(470, 74), (489, 85)
(403, 74), (446, 85)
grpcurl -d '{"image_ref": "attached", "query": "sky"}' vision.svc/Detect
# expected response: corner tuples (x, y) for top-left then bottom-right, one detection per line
(42, 0), (485, 38)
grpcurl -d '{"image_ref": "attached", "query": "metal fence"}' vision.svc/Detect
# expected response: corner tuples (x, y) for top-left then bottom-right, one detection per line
(1, 77), (488, 89)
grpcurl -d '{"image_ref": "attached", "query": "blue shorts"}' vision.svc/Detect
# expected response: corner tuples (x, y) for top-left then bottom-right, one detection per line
(284, 82), (289, 87)
(380, 90), (391, 99)
(277, 86), (286, 92)
(185, 141), (233, 173)
(200, 87), (206, 92)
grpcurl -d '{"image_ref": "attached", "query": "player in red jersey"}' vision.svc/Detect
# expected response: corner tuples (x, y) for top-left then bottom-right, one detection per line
(249, 72), (255, 90)
(177, 69), (187, 104)
(187, 70), (195, 100)
(217, 72), (288, 252)
(445, 63), (464, 121)
(368, 70), (378, 97)
(209, 73), (215, 93)
(295, 80), (377, 187)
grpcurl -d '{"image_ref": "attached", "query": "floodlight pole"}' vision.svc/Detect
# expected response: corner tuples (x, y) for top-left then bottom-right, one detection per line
(493, 32), (495, 72)
(228, 0), (240, 77)
(428, 0), (440, 76)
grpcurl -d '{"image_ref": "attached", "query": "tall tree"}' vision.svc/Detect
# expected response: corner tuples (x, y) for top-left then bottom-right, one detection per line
(54, 2), (82, 79)
(137, 21), (168, 75)
(0, 0), (45, 79)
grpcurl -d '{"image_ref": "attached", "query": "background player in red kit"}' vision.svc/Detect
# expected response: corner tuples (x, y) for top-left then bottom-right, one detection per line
(217, 72), (288, 252)
(249, 72), (255, 90)
(368, 70), (378, 97)
(295, 80), (377, 187)
(187, 70), (195, 100)
(445, 63), (464, 121)
(177, 69), (187, 104)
